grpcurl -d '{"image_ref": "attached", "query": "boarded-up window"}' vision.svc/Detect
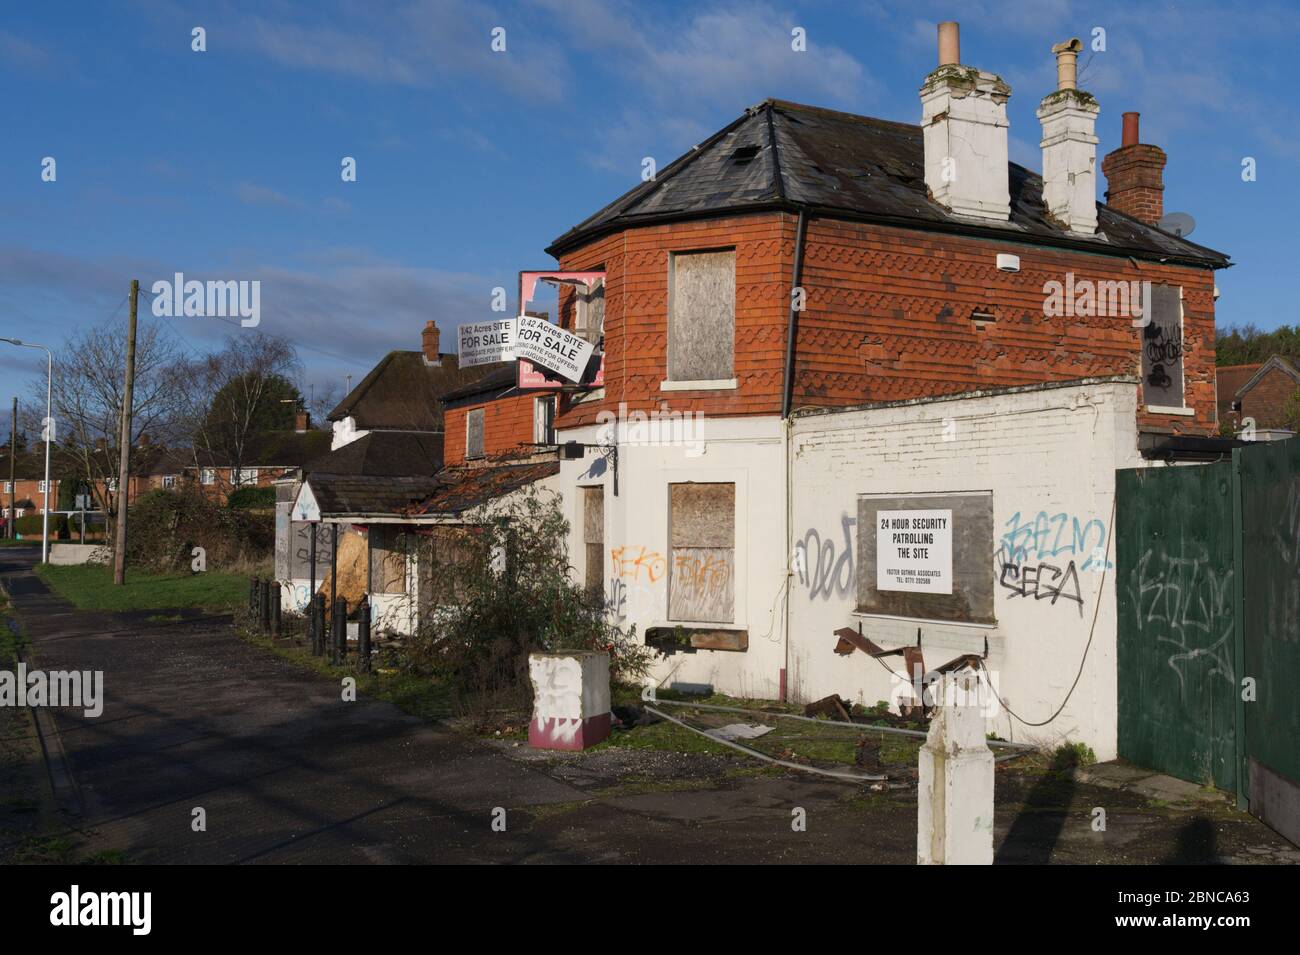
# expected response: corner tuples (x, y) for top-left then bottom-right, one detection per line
(857, 492), (994, 625)
(466, 408), (485, 460)
(668, 483), (735, 623)
(582, 486), (604, 601)
(1141, 285), (1185, 408)
(668, 250), (735, 382)
(368, 524), (407, 594)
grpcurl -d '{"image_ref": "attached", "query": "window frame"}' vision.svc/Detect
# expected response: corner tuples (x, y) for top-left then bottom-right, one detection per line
(465, 407), (486, 460)
(664, 248), (737, 389)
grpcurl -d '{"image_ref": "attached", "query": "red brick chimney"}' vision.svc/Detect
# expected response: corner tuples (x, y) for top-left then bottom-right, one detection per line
(421, 321), (441, 365)
(1101, 111), (1166, 225)
(294, 410), (310, 433)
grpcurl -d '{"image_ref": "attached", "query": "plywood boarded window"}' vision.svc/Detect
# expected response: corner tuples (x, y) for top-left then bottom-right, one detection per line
(857, 491), (995, 625)
(289, 521), (332, 581)
(668, 483), (735, 623)
(368, 524), (407, 594)
(668, 250), (735, 382)
(1141, 285), (1185, 408)
(582, 486), (604, 601)
(466, 408), (485, 460)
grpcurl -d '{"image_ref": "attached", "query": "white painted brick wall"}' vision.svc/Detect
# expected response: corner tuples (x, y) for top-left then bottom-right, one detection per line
(789, 380), (1144, 759)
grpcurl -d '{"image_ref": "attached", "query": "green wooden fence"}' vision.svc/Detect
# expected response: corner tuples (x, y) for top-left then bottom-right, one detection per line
(1116, 438), (1300, 835)
(1116, 460), (1238, 791)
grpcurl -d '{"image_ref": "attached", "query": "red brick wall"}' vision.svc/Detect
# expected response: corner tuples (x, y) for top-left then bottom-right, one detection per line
(556, 214), (796, 429)
(1239, 367), (1300, 428)
(796, 218), (1218, 435)
(444, 393), (538, 465)
(552, 212), (1219, 436)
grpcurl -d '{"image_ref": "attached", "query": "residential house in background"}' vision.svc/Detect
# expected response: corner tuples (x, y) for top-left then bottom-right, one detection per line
(277, 322), (504, 616)
(1217, 356), (1299, 440)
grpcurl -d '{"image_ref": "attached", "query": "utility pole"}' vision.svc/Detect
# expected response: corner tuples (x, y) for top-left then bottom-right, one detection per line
(113, 280), (138, 585)
(7, 398), (14, 540)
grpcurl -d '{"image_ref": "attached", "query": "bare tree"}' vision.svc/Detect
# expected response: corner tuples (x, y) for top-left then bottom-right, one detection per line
(33, 316), (186, 524)
(179, 332), (302, 483)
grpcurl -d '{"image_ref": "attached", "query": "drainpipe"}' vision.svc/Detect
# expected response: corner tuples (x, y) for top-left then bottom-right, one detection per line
(781, 209), (810, 420)
(781, 209), (810, 702)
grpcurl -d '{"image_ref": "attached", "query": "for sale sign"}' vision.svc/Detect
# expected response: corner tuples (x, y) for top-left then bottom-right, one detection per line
(458, 319), (515, 367)
(876, 509), (953, 594)
(513, 315), (595, 384)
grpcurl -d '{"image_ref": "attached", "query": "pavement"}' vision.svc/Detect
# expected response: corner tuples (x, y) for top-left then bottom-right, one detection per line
(1, 545), (1296, 865)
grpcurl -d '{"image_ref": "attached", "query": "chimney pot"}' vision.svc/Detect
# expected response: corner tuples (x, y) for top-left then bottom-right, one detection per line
(1051, 37), (1083, 90)
(421, 320), (441, 365)
(937, 21), (960, 66)
(1121, 111), (1140, 147)
(1102, 112), (1166, 225)
(295, 410), (310, 433)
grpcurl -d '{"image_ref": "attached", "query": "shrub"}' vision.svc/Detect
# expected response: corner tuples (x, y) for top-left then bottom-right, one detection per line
(401, 484), (653, 714)
(124, 488), (273, 573)
(15, 514), (67, 538)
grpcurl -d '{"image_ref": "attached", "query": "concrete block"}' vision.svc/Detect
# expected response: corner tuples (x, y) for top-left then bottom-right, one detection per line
(47, 543), (109, 566)
(528, 651), (610, 751)
(917, 673), (995, 865)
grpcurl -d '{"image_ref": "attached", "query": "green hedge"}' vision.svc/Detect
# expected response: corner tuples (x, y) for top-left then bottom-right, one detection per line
(227, 486), (276, 509)
(15, 513), (68, 538)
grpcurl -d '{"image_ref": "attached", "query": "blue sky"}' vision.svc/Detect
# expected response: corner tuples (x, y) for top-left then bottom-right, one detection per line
(1, 0), (1295, 410)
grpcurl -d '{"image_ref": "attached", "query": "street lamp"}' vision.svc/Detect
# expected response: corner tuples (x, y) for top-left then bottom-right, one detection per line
(1, 338), (53, 563)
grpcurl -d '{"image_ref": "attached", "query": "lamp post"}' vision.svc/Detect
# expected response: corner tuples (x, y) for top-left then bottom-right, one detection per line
(1, 338), (53, 563)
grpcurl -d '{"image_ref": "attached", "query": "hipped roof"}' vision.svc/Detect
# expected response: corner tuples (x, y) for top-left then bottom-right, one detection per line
(547, 99), (1230, 269)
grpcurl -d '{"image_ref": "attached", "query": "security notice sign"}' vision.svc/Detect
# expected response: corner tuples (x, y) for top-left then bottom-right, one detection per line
(876, 509), (953, 594)
(458, 319), (515, 368)
(514, 315), (595, 384)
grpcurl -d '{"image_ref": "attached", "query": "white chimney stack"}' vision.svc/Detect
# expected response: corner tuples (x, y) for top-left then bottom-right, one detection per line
(1036, 38), (1099, 234)
(921, 21), (1011, 221)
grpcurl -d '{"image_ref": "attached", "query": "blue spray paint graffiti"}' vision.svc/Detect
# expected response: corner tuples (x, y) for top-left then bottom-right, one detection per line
(1000, 510), (1109, 570)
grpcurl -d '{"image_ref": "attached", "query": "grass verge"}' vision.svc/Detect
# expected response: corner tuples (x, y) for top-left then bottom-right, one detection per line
(36, 562), (247, 612)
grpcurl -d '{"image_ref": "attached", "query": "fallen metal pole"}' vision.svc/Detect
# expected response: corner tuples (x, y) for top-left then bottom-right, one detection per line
(647, 697), (1035, 751)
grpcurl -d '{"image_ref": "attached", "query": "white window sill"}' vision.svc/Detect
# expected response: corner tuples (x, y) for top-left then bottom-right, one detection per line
(660, 378), (737, 392)
(1146, 405), (1194, 416)
(852, 611), (998, 630)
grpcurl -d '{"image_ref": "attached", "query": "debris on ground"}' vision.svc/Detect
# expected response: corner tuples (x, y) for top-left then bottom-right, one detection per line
(706, 723), (775, 742)
(804, 694), (852, 721)
(611, 704), (660, 730)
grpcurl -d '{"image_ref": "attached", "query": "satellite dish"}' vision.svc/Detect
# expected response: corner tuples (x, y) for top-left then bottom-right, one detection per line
(1159, 211), (1196, 237)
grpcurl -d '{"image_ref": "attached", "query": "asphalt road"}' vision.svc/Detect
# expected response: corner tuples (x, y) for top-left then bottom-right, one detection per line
(2, 546), (1295, 865)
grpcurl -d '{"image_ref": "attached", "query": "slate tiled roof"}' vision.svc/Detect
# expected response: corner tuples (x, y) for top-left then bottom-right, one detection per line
(440, 363), (518, 405)
(547, 99), (1230, 269)
(328, 351), (499, 430)
(303, 431), (443, 478)
(307, 475), (443, 518)
(192, 430), (333, 469)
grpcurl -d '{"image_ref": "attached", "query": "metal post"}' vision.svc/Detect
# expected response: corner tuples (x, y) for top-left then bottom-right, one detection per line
(259, 578), (271, 632)
(311, 593), (326, 656)
(333, 597), (348, 665)
(113, 280), (139, 582)
(358, 599), (371, 673)
(270, 581), (282, 637)
(308, 523), (318, 647)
